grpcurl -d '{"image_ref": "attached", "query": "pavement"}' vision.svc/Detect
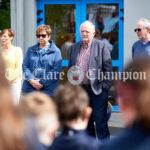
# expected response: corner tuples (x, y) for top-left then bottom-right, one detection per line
(108, 112), (125, 136)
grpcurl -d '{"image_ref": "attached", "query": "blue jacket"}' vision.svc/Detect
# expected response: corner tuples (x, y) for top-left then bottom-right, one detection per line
(22, 40), (62, 96)
(50, 128), (100, 150)
(99, 122), (150, 150)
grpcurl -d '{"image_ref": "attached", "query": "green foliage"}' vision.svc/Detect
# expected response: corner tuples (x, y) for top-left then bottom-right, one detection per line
(45, 5), (75, 47)
(0, 2), (10, 30)
(45, 5), (72, 25)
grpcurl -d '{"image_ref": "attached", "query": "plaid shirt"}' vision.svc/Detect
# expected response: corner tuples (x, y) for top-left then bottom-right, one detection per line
(77, 42), (92, 85)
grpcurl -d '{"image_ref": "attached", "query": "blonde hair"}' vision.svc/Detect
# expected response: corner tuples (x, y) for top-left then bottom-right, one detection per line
(21, 92), (57, 117)
(20, 92), (58, 146)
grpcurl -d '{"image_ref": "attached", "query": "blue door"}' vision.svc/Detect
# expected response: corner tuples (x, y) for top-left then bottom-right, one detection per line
(37, 0), (124, 111)
(37, 0), (124, 71)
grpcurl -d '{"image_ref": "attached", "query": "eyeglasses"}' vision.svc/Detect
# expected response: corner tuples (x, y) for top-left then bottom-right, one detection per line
(134, 28), (145, 32)
(36, 34), (47, 38)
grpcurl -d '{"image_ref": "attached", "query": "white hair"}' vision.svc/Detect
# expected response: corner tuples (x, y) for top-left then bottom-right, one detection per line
(80, 20), (95, 33)
(137, 18), (150, 28)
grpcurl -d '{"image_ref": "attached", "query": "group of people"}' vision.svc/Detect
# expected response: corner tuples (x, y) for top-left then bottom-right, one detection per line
(0, 21), (112, 142)
(0, 24), (62, 103)
(0, 18), (150, 150)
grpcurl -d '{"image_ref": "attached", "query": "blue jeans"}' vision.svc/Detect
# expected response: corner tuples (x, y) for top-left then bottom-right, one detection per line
(83, 86), (110, 140)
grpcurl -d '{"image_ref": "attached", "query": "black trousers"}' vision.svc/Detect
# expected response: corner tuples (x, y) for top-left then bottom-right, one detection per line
(83, 86), (110, 140)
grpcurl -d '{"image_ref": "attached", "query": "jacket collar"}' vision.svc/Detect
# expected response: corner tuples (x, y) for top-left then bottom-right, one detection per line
(62, 127), (85, 136)
(31, 40), (55, 54)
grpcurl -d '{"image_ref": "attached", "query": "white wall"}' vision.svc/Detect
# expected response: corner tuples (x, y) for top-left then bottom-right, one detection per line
(24, 0), (37, 55)
(11, 0), (37, 54)
(124, 0), (150, 67)
(11, 0), (24, 50)
(11, 0), (150, 64)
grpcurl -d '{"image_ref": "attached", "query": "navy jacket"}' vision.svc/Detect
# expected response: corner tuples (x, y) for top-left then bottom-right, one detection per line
(50, 128), (100, 150)
(99, 122), (150, 150)
(22, 40), (62, 96)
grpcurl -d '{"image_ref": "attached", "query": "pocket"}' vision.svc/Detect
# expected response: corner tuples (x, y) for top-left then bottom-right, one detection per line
(94, 56), (101, 69)
(95, 56), (100, 62)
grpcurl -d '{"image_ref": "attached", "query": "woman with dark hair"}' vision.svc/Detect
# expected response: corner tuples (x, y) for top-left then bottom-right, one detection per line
(0, 29), (23, 104)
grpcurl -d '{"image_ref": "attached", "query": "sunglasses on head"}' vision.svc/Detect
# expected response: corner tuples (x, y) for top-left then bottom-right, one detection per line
(36, 34), (47, 38)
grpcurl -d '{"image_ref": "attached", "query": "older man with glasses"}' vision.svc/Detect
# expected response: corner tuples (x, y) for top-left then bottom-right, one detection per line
(132, 18), (150, 57)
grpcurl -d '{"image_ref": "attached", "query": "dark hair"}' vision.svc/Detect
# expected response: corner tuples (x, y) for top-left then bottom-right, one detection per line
(54, 83), (89, 127)
(119, 57), (150, 128)
(65, 33), (74, 41)
(101, 32), (111, 40)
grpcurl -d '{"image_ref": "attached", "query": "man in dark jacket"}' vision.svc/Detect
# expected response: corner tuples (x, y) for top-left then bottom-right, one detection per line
(68, 20), (112, 140)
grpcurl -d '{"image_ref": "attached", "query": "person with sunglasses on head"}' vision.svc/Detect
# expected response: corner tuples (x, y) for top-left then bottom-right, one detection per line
(132, 19), (150, 58)
(22, 24), (62, 97)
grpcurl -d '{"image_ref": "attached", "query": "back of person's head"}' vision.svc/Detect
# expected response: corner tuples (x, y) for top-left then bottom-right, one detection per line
(95, 29), (101, 39)
(0, 49), (26, 150)
(101, 32), (111, 40)
(117, 57), (150, 128)
(20, 92), (58, 146)
(137, 18), (150, 28)
(54, 83), (89, 127)
(65, 33), (74, 42)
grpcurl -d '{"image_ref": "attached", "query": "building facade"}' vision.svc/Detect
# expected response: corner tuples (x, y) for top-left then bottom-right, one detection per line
(10, 0), (150, 109)
(10, 0), (150, 68)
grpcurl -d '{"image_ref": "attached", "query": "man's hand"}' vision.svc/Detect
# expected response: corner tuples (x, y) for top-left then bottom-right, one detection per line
(29, 79), (43, 90)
